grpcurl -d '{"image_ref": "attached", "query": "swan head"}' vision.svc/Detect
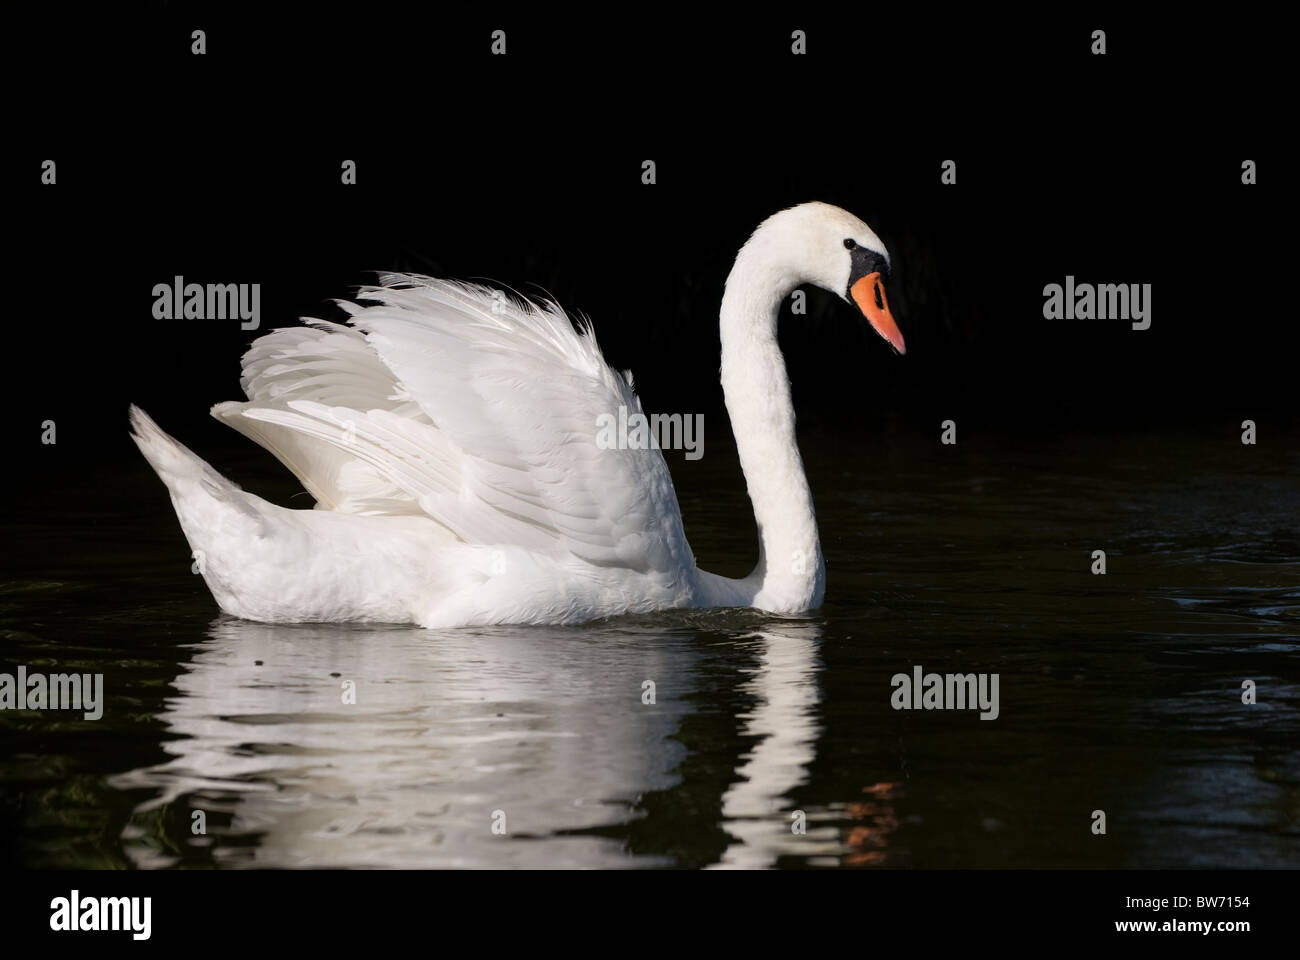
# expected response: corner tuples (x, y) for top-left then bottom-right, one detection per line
(748, 201), (906, 355)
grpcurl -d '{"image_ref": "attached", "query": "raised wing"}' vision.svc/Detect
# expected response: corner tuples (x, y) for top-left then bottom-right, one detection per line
(214, 275), (695, 576)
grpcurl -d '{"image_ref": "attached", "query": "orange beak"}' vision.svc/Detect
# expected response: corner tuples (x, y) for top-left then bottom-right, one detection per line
(850, 272), (906, 355)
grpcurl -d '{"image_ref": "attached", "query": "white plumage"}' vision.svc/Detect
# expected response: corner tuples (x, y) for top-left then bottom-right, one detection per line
(132, 202), (902, 626)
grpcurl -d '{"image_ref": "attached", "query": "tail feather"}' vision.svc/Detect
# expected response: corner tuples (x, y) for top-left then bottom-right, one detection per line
(129, 404), (259, 520)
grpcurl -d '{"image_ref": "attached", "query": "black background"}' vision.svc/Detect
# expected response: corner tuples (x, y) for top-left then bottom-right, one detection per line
(4, 4), (1288, 478)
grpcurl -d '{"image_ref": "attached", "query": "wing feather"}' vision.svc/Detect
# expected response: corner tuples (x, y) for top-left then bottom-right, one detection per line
(213, 275), (694, 577)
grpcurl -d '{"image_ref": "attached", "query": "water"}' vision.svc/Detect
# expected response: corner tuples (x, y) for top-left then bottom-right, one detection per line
(2, 424), (1297, 868)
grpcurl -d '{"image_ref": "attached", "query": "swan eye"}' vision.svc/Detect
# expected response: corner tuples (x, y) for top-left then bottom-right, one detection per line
(843, 238), (857, 250)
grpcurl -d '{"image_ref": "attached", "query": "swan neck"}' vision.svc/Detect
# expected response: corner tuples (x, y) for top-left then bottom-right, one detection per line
(717, 246), (824, 611)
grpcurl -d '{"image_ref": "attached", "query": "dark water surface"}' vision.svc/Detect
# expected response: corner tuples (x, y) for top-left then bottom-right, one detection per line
(2, 424), (1297, 868)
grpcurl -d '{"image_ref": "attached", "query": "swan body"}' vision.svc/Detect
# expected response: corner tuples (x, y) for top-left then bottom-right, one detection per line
(132, 202), (904, 627)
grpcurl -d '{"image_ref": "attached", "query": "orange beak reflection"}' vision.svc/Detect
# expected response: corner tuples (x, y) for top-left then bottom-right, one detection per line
(851, 272), (906, 355)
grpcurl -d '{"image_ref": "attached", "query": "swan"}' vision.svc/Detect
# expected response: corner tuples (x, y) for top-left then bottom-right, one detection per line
(131, 201), (905, 627)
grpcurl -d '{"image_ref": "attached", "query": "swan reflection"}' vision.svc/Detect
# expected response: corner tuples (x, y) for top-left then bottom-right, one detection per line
(711, 622), (833, 868)
(112, 617), (700, 868)
(110, 614), (867, 867)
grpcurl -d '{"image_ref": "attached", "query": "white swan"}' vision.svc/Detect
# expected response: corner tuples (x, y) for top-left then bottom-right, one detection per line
(131, 201), (905, 627)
